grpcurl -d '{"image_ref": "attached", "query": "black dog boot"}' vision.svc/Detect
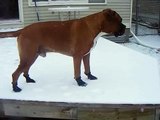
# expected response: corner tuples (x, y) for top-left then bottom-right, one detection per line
(75, 77), (87, 86)
(23, 74), (36, 83)
(85, 72), (97, 80)
(12, 82), (22, 92)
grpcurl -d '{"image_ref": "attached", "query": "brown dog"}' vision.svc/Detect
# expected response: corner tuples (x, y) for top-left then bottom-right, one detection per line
(0, 9), (126, 92)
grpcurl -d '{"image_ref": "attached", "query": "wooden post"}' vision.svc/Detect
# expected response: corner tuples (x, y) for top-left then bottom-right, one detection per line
(0, 101), (4, 117)
(155, 109), (160, 120)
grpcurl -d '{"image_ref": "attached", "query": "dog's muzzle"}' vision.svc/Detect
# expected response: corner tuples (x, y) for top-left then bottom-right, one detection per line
(114, 23), (126, 37)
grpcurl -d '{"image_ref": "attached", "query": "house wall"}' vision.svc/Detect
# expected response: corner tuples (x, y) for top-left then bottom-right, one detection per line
(22, 0), (132, 28)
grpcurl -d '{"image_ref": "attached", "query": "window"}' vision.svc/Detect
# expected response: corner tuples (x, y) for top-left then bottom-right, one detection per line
(0, 0), (19, 20)
(50, 0), (88, 5)
(29, 0), (107, 6)
(89, 0), (105, 3)
(33, 0), (48, 1)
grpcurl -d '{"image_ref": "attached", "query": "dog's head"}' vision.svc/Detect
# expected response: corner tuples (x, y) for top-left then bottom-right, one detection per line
(101, 9), (126, 37)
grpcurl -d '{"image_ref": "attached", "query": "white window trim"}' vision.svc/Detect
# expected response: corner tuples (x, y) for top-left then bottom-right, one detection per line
(19, 0), (24, 23)
(28, 0), (107, 6)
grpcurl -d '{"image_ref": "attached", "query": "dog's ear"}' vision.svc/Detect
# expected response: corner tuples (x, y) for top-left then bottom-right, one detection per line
(103, 9), (116, 21)
(103, 9), (116, 16)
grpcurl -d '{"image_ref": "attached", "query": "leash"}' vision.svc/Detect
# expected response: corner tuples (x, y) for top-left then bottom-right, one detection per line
(34, 0), (40, 21)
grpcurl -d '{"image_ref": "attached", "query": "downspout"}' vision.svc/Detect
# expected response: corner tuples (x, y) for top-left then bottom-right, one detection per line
(158, 5), (160, 34)
(34, 0), (40, 21)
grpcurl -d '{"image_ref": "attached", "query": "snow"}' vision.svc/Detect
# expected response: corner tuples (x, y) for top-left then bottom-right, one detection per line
(0, 28), (21, 32)
(0, 35), (160, 104)
(124, 35), (160, 62)
(137, 35), (160, 49)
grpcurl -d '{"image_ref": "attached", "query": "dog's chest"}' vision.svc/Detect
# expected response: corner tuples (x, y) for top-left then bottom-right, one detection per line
(85, 32), (106, 55)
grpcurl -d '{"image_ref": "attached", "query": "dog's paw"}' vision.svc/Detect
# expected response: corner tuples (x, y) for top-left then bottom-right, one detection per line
(75, 77), (87, 86)
(26, 78), (36, 83)
(13, 86), (22, 92)
(24, 75), (36, 83)
(12, 83), (22, 92)
(85, 72), (97, 80)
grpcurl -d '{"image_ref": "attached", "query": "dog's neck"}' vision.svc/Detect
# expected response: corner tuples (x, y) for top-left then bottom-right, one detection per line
(80, 12), (107, 56)
(82, 12), (104, 38)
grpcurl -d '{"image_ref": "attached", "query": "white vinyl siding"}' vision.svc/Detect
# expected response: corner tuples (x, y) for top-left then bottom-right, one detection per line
(29, 0), (106, 6)
(23, 0), (131, 28)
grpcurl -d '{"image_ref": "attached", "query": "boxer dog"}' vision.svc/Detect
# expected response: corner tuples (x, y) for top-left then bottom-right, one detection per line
(0, 9), (126, 92)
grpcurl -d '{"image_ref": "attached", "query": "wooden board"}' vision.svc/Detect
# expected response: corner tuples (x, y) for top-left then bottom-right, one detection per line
(0, 99), (160, 119)
(1, 99), (77, 119)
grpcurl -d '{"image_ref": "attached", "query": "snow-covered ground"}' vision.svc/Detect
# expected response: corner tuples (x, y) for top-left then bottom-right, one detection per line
(0, 31), (160, 104)
(123, 35), (160, 64)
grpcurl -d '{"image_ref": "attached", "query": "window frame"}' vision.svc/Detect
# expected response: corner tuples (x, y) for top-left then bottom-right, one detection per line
(28, 0), (107, 6)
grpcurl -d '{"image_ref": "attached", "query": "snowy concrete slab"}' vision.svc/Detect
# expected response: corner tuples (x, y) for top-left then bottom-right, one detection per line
(138, 35), (160, 49)
(0, 37), (160, 104)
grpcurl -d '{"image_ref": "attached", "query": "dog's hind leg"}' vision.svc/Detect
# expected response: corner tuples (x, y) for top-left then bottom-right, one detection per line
(12, 53), (38, 92)
(12, 38), (39, 92)
(83, 53), (97, 80)
(23, 54), (38, 83)
(12, 61), (27, 92)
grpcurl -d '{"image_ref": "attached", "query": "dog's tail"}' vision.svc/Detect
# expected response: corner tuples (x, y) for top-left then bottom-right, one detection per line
(0, 29), (22, 38)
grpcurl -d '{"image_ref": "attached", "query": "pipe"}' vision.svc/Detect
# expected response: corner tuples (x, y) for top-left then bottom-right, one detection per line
(130, 30), (160, 51)
(158, 7), (160, 35)
(135, 0), (140, 35)
(34, 0), (40, 21)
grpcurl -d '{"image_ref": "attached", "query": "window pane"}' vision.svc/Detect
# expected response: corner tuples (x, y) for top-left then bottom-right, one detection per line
(52, 0), (70, 1)
(89, 0), (105, 3)
(33, 0), (48, 2)
(0, 0), (19, 20)
(51, 0), (86, 1)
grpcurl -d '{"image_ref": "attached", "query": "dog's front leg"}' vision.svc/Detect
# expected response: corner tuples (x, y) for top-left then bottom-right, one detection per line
(83, 53), (91, 74)
(73, 56), (87, 86)
(83, 53), (97, 80)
